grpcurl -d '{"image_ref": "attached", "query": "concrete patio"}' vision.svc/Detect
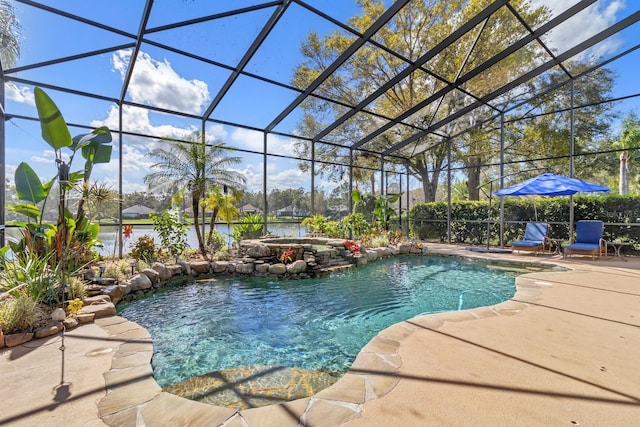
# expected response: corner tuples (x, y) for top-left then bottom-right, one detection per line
(1, 244), (639, 426)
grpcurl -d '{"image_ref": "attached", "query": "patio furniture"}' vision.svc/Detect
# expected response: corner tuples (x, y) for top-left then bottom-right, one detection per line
(564, 220), (607, 260)
(606, 241), (631, 261)
(510, 222), (550, 255)
(548, 238), (564, 255)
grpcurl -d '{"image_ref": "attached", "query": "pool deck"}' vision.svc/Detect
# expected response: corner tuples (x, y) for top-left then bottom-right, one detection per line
(1, 244), (639, 426)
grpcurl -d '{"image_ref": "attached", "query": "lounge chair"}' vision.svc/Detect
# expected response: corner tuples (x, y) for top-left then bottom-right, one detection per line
(564, 220), (607, 259)
(510, 222), (550, 255)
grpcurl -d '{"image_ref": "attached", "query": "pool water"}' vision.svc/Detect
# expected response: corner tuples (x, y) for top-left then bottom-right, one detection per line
(117, 255), (520, 388)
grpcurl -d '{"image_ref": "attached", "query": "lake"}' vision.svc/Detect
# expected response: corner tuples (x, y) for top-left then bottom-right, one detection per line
(97, 223), (308, 256)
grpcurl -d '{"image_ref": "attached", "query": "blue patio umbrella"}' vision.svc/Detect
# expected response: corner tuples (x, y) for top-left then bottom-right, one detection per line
(494, 172), (609, 246)
(494, 172), (610, 197)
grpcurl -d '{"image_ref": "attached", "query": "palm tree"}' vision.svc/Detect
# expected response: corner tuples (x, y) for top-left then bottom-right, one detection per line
(202, 186), (241, 246)
(144, 133), (246, 257)
(611, 115), (640, 195)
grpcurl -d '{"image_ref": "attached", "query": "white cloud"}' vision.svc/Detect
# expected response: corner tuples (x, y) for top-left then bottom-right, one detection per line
(6, 48), (315, 196)
(112, 50), (211, 114)
(96, 173), (148, 194)
(229, 127), (298, 156)
(5, 83), (35, 106)
(534, 0), (625, 61)
(205, 122), (229, 141)
(92, 105), (199, 144)
(30, 149), (57, 164)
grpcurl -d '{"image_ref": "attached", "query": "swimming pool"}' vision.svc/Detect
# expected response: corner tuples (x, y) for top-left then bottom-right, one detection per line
(117, 255), (520, 389)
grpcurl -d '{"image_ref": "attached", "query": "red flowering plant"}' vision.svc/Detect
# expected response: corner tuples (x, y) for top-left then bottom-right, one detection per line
(344, 240), (360, 254)
(123, 224), (134, 240)
(114, 224), (134, 258)
(279, 247), (295, 264)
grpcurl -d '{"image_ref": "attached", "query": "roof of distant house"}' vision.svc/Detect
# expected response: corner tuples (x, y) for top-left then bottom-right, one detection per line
(122, 205), (154, 214)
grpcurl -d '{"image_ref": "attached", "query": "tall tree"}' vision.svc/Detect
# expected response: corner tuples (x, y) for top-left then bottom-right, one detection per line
(611, 114), (640, 194)
(0, 0), (21, 68)
(144, 134), (246, 257)
(503, 66), (615, 183)
(292, 0), (549, 202)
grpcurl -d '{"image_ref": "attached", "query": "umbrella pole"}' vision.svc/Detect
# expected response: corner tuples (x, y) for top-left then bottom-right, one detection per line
(569, 195), (574, 243)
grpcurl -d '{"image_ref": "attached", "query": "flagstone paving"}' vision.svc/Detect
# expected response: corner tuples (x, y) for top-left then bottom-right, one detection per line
(1, 244), (639, 426)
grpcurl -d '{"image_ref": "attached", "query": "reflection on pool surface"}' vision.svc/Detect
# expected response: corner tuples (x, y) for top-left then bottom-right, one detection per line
(117, 255), (520, 388)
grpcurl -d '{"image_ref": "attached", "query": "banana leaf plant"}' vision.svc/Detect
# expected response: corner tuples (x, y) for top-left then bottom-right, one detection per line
(373, 193), (402, 231)
(8, 87), (112, 269)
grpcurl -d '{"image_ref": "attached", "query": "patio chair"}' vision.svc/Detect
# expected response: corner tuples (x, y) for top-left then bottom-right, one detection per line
(510, 222), (550, 255)
(563, 220), (607, 260)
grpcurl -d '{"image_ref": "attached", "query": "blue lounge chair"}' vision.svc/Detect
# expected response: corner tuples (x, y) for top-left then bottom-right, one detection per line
(510, 222), (550, 255)
(564, 220), (607, 259)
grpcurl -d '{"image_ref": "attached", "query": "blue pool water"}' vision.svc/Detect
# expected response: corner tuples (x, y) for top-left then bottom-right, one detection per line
(117, 255), (520, 388)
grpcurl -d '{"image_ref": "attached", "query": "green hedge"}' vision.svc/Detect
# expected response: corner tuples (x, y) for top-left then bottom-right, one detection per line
(409, 195), (640, 251)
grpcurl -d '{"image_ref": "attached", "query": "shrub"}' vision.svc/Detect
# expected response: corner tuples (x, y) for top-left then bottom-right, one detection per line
(207, 229), (227, 252)
(339, 212), (370, 240)
(151, 211), (189, 262)
(231, 213), (263, 242)
(67, 276), (86, 300)
(0, 252), (65, 306)
(0, 296), (45, 333)
(301, 214), (329, 235)
(129, 235), (157, 263)
(370, 234), (390, 248)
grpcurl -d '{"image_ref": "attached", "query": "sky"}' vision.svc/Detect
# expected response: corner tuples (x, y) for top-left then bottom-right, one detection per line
(3, 0), (639, 197)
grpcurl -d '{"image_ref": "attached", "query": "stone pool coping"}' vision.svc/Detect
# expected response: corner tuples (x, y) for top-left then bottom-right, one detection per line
(2, 244), (639, 426)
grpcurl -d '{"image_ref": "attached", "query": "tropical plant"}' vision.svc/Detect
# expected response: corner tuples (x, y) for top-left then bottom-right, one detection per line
(86, 181), (118, 221)
(144, 133), (246, 258)
(113, 224), (134, 259)
(369, 234), (390, 248)
(301, 214), (329, 235)
(279, 247), (295, 264)
(129, 235), (157, 263)
(344, 240), (360, 254)
(100, 259), (131, 280)
(201, 186), (240, 248)
(373, 193), (401, 231)
(8, 87), (112, 270)
(0, 296), (45, 333)
(0, 252), (66, 306)
(230, 213), (263, 243)
(151, 210), (189, 262)
(339, 212), (370, 240)
(207, 229), (227, 253)
(611, 114), (640, 194)
(66, 276), (87, 300)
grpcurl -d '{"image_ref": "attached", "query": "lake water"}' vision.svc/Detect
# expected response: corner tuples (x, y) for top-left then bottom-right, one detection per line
(97, 223), (307, 256)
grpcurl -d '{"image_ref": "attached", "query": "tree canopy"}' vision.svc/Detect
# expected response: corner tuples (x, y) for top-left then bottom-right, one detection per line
(292, 0), (616, 202)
